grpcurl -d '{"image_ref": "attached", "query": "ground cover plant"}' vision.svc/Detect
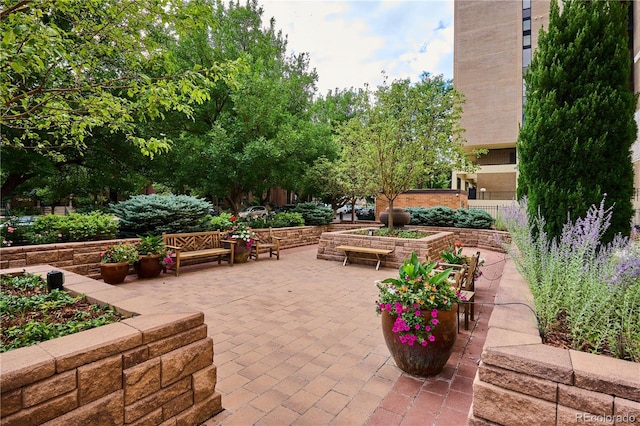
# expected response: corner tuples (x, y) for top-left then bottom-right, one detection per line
(501, 199), (640, 361)
(1, 273), (123, 353)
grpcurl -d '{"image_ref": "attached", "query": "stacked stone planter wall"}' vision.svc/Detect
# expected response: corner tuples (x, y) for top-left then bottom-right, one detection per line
(0, 265), (221, 425)
(0, 225), (508, 279)
(469, 257), (640, 425)
(316, 228), (458, 269)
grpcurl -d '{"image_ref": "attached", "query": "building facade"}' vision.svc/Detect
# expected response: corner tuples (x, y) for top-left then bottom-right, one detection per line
(453, 0), (640, 225)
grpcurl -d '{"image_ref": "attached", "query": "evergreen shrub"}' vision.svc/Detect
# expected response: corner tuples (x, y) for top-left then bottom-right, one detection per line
(407, 206), (456, 227)
(110, 194), (212, 237)
(292, 202), (334, 226)
(454, 208), (494, 229)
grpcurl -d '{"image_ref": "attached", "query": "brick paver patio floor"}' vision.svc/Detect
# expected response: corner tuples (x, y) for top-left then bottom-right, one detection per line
(119, 244), (507, 426)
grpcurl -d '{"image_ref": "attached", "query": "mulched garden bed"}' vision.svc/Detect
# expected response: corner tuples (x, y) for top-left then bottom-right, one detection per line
(1, 272), (123, 353)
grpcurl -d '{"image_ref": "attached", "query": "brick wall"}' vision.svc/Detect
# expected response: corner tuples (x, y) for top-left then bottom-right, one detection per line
(0, 266), (221, 425)
(468, 257), (640, 425)
(375, 189), (469, 220)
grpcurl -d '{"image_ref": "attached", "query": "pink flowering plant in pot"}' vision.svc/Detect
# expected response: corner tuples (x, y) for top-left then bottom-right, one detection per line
(376, 252), (462, 347)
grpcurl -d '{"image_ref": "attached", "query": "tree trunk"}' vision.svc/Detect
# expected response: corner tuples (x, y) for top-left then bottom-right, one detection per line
(388, 199), (394, 228)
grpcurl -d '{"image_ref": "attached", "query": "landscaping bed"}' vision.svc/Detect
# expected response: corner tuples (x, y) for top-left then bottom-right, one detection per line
(1, 272), (123, 353)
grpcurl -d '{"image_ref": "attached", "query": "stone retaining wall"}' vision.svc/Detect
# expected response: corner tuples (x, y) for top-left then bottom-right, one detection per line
(469, 257), (640, 425)
(0, 225), (508, 279)
(316, 226), (509, 270)
(0, 265), (221, 425)
(316, 228), (457, 269)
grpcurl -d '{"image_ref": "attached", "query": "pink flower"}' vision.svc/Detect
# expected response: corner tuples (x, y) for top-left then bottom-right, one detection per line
(7, 227), (14, 233)
(429, 335), (436, 342)
(415, 310), (421, 316)
(431, 319), (439, 325)
(431, 309), (438, 318)
(57, 233), (63, 238)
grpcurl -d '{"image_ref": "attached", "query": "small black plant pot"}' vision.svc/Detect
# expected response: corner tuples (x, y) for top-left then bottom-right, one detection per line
(47, 270), (65, 291)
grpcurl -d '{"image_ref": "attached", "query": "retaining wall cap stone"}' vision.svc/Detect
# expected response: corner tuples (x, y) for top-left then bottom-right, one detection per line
(0, 345), (56, 392)
(38, 321), (142, 373)
(123, 312), (205, 344)
(483, 327), (541, 350)
(570, 349), (640, 403)
(483, 344), (574, 385)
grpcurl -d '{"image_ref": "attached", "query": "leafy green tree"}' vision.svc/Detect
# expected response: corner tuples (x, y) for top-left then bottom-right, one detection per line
(148, 0), (328, 212)
(517, 0), (637, 242)
(337, 74), (472, 228)
(302, 88), (367, 214)
(1, 0), (240, 158)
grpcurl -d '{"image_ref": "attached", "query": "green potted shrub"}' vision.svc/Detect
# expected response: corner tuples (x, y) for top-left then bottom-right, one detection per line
(135, 235), (166, 279)
(100, 243), (138, 284)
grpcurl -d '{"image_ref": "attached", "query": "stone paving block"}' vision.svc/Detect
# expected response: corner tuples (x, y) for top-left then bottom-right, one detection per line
(78, 354), (122, 405)
(160, 338), (213, 387)
(613, 397), (640, 425)
(23, 370), (76, 408)
(1, 388), (22, 417)
(473, 376), (555, 425)
(478, 363), (557, 402)
(124, 358), (161, 405)
(557, 383), (613, 416)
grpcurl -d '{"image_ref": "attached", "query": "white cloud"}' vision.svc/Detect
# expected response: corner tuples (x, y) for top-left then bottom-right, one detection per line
(260, 0), (454, 95)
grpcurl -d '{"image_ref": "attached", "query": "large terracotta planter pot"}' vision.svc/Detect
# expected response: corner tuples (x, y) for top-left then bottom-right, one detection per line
(234, 241), (251, 263)
(381, 304), (458, 376)
(135, 255), (162, 279)
(100, 262), (130, 284)
(379, 207), (411, 228)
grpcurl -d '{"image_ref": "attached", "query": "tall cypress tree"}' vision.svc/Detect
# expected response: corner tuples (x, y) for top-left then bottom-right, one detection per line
(517, 0), (637, 242)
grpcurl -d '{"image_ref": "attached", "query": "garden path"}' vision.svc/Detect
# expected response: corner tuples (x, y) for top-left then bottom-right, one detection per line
(118, 244), (507, 425)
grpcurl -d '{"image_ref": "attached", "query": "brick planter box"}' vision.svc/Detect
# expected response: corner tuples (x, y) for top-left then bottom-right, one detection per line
(316, 227), (457, 269)
(0, 265), (221, 425)
(469, 257), (640, 425)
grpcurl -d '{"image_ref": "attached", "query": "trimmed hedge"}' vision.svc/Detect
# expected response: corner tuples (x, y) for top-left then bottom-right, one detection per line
(406, 206), (494, 229)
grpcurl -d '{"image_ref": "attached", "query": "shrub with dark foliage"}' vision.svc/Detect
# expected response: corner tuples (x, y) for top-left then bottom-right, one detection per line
(292, 202), (334, 226)
(454, 208), (494, 229)
(110, 194), (212, 237)
(407, 206), (456, 227)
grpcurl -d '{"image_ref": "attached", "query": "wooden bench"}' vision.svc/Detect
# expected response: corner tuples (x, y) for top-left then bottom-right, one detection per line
(162, 231), (235, 276)
(249, 228), (282, 261)
(335, 245), (393, 270)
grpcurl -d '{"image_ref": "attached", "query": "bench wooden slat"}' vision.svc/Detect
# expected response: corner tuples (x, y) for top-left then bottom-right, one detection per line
(163, 231), (235, 276)
(335, 245), (393, 270)
(335, 246), (393, 255)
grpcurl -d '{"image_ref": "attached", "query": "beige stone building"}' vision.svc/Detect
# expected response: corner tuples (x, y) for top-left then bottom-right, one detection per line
(453, 0), (640, 226)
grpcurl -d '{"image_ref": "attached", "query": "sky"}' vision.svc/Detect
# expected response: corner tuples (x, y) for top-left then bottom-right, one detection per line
(259, 0), (454, 96)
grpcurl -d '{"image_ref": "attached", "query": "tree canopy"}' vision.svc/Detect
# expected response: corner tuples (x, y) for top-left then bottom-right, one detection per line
(517, 0), (637, 242)
(147, 0), (333, 212)
(1, 0), (242, 158)
(337, 74), (472, 227)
